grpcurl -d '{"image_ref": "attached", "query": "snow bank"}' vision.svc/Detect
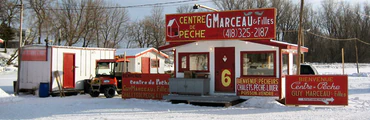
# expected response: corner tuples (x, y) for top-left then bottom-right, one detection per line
(240, 97), (285, 109)
(0, 66), (17, 73)
(0, 88), (11, 97)
(0, 52), (11, 59)
(0, 88), (22, 103)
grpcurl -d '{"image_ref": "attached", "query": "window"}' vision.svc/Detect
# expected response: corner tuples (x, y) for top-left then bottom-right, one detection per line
(96, 62), (114, 75)
(151, 59), (159, 68)
(241, 51), (275, 76)
(181, 56), (187, 69)
(178, 52), (209, 72)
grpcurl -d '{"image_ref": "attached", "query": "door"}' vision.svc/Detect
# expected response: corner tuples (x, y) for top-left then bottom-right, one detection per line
(141, 57), (150, 73)
(215, 47), (235, 93)
(63, 53), (75, 89)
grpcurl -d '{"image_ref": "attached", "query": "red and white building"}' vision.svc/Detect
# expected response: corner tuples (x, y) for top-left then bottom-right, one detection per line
(116, 48), (169, 74)
(159, 8), (308, 99)
(19, 45), (115, 93)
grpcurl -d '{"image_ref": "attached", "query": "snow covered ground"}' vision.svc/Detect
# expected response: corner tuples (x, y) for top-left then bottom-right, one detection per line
(0, 63), (370, 119)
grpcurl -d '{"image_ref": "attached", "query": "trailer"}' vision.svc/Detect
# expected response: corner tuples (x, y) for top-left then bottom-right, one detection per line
(19, 45), (115, 95)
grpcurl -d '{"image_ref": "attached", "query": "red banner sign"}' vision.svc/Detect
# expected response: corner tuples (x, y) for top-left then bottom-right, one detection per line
(122, 73), (170, 100)
(22, 49), (47, 61)
(285, 75), (348, 105)
(166, 8), (276, 42)
(237, 77), (280, 96)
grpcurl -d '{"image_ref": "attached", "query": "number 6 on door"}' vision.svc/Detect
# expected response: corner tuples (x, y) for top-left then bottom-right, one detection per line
(221, 69), (231, 87)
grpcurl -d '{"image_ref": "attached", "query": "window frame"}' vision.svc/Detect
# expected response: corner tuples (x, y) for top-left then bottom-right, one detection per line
(178, 52), (210, 72)
(240, 51), (276, 77)
(151, 58), (160, 68)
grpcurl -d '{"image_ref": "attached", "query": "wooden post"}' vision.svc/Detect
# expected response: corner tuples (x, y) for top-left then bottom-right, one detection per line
(296, 0), (304, 75)
(355, 39), (359, 73)
(301, 30), (305, 63)
(342, 48), (344, 75)
(16, 0), (24, 95)
(156, 50), (159, 74)
(124, 52), (127, 73)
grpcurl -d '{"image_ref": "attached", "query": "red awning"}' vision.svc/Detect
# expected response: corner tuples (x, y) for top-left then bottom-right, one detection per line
(246, 39), (309, 53)
(158, 42), (194, 51)
(158, 40), (308, 52)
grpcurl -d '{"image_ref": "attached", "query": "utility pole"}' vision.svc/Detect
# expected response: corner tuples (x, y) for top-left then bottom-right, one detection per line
(296, 0), (304, 75)
(301, 30), (304, 63)
(16, 0), (24, 95)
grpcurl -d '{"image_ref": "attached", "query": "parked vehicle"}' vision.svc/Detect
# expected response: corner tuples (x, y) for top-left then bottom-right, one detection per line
(87, 57), (129, 98)
(300, 64), (318, 75)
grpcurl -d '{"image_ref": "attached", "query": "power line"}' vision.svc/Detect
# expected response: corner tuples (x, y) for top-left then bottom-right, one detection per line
(281, 29), (370, 46)
(24, 0), (205, 10)
(306, 31), (355, 41)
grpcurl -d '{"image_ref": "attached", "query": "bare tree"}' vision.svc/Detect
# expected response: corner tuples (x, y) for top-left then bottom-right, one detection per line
(28, 0), (52, 44)
(125, 7), (165, 49)
(126, 19), (153, 48)
(147, 7), (165, 49)
(52, 0), (88, 46)
(0, 0), (20, 53)
(99, 3), (129, 48)
(81, 0), (104, 47)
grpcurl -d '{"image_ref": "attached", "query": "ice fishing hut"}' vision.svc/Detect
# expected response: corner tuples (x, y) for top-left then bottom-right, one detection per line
(116, 48), (169, 74)
(159, 8), (308, 103)
(19, 45), (115, 94)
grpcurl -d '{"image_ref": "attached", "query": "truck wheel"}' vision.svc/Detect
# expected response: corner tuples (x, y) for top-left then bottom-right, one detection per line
(104, 87), (116, 98)
(89, 91), (100, 97)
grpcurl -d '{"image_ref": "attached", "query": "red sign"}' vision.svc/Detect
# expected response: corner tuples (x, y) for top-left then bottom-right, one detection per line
(166, 8), (276, 42)
(22, 49), (47, 61)
(122, 73), (170, 100)
(285, 75), (348, 105)
(237, 77), (280, 96)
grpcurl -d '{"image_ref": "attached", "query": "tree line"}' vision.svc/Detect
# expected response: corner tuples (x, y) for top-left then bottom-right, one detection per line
(0, 0), (369, 63)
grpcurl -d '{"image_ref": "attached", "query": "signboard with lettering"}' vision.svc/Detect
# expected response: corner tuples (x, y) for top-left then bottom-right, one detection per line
(165, 8), (276, 42)
(122, 73), (170, 100)
(236, 77), (280, 96)
(285, 75), (348, 105)
(22, 49), (47, 61)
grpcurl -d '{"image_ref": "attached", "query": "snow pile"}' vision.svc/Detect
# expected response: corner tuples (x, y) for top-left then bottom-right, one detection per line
(311, 63), (370, 77)
(0, 88), (22, 103)
(349, 72), (370, 77)
(240, 97), (285, 109)
(0, 66), (17, 73)
(0, 88), (11, 97)
(0, 52), (11, 59)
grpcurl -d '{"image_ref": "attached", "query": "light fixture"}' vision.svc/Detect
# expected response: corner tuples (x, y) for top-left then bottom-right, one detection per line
(245, 41), (249, 44)
(209, 47), (213, 51)
(195, 42), (198, 45)
(193, 4), (219, 12)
